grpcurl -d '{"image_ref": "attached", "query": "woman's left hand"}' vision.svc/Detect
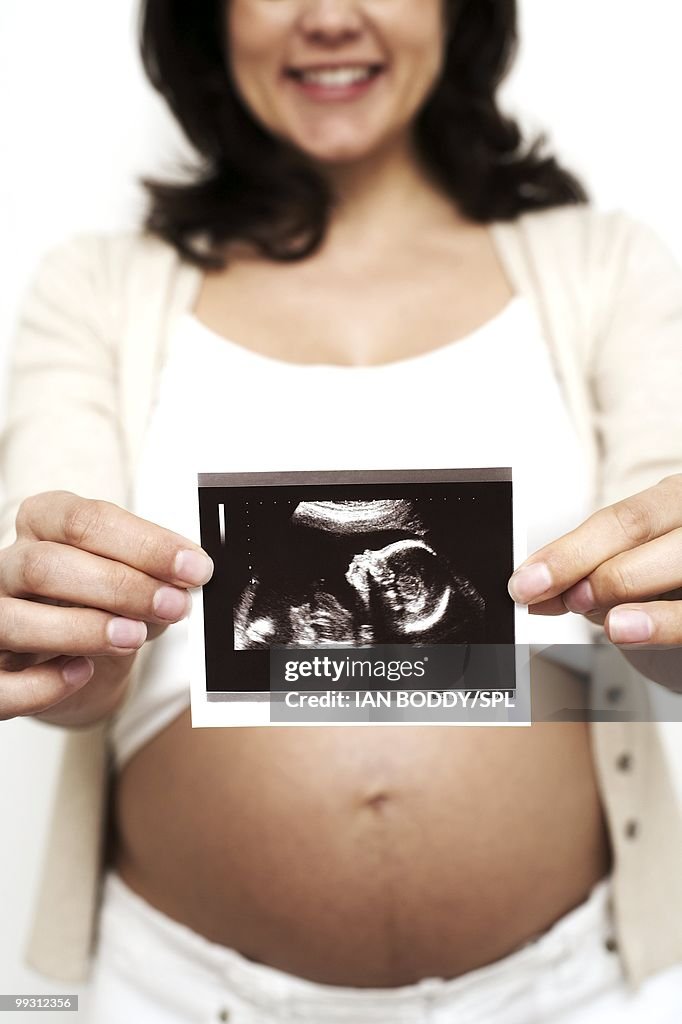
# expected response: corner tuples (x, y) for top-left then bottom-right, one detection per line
(507, 474), (682, 691)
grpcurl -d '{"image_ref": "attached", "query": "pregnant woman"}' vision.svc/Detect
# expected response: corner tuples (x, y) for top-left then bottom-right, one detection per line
(2, 0), (682, 1021)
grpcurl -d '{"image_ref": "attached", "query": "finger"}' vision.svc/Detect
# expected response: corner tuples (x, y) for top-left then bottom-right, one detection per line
(0, 655), (94, 721)
(16, 492), (214, 587)
(562, 527), (682, 615)
(528, 597), (607, 628)
(605, 602), (682, 647)
(0, 597), (148, 657)
(585, 609), (607, 627)
(508, 475), (682, 606)
(528, 596), (569, 616)
(0, 541), (192, 625)
(0, 651), (51, 672)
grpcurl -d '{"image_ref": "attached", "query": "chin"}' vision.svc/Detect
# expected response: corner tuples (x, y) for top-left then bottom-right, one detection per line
(296, 137), (388, 166)
(282, 119), (388, 165)
(313, 149), (377, 167)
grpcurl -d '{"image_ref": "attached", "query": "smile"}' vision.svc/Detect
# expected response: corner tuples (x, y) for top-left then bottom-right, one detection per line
(285, 63), (386, 100)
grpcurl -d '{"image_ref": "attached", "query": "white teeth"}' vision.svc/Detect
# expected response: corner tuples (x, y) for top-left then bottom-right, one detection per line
(298, 66), (376, 87)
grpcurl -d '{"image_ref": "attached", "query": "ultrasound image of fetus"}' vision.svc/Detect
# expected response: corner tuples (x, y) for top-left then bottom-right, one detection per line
(346, 538), (485, 644)
(234, 578), (372, 649)
(233, 499), (485, 650)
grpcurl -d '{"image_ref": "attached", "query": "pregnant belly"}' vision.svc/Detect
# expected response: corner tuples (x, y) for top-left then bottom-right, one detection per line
(111, 670), (611, 987)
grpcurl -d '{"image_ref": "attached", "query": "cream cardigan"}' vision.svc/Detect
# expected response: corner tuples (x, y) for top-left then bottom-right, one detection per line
(1, 205), (681, 987)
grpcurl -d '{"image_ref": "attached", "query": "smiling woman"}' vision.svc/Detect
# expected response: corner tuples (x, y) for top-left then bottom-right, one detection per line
(2, 0), (682, 1022)
(226, 0), (445, 160)
(140, 0), (583, 266)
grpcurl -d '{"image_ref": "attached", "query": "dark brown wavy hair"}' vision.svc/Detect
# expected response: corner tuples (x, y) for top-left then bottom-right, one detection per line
(139, 0), (588, 268)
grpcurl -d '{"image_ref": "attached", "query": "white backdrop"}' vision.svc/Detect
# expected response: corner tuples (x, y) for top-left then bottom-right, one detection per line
(1, 0), (682, 1014)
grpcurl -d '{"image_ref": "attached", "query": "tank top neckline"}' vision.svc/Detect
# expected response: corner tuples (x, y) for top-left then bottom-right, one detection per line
(176, 294), (532, 374)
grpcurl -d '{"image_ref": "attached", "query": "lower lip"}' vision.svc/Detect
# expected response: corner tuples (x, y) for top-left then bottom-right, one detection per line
(285, 69), (385, 103)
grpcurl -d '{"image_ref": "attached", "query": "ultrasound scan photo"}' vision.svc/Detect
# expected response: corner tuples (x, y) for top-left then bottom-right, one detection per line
(233, 498), (487, 651)
(188, 469), (524, 726)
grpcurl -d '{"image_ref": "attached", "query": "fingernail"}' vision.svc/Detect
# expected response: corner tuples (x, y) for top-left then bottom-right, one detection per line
(174, 550), (214, 586)
(563, 579), (596, 614)
(508, 563), (552, 604)
(107, 618), (148, 649)
(62, 657), (94, 687)
(608, 610), (653, 645)
(153, 586), (191, 621)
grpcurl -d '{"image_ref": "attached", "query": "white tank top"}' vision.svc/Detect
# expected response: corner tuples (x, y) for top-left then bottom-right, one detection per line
(109, 296), (593, 771)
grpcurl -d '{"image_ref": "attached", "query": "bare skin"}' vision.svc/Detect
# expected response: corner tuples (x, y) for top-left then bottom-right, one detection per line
(112, 702), (610, 987)
(0, 492), (209, 725)
(193, 186), (511, 369)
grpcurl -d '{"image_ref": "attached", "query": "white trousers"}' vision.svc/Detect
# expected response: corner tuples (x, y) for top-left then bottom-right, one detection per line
(85, 869), (682, 1024)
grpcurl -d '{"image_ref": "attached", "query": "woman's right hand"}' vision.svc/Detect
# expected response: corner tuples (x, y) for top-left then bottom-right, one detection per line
(0, 491), (214, 725)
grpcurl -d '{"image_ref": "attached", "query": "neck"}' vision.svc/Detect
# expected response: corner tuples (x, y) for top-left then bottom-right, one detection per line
(314, 133), (463, 252)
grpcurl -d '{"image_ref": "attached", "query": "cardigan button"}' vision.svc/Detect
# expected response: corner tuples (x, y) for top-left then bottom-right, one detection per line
(217, 1009), (230, 1022)
(606, 687), (623, 704)
(624, 819), (639, 839)
(616, 752), (633, 772)
(604, 936), (619, 953)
